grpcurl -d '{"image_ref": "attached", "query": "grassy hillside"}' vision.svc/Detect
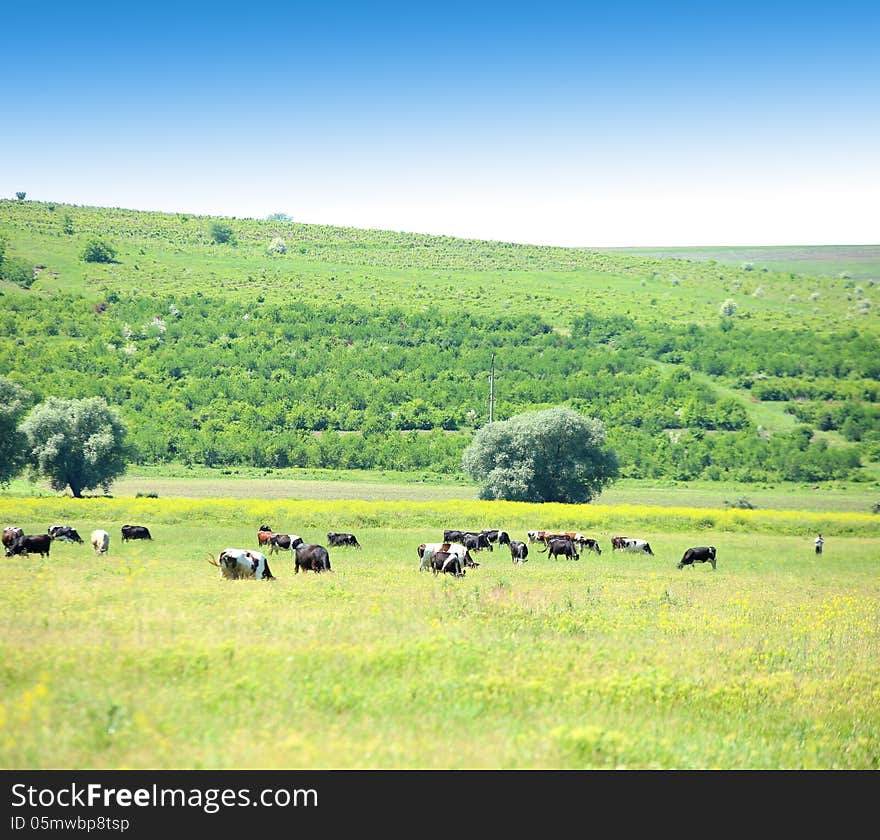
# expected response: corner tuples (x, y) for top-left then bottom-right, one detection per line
(1, 200), (877, 484)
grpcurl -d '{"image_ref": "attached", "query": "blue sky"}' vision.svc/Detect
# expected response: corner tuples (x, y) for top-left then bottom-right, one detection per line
(3, 0), (878, 246)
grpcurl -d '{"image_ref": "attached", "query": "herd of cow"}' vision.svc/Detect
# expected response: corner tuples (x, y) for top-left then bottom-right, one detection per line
(419, 528), (717, 577)
(2, 521), (717, 580)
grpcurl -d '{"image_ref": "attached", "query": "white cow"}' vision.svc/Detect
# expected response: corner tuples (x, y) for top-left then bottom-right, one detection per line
(211, 548), (275, 580)
(91, 529), (110, 555)
(618, 538), (654, 556)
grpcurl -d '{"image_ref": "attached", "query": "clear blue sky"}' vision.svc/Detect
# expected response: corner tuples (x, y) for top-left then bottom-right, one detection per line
(3, 0), (878, 246)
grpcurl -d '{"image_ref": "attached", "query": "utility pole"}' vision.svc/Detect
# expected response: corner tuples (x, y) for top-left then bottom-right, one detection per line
(489, 353), (495, 423)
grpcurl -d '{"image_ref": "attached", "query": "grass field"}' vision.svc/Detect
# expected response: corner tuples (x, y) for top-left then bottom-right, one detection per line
(1, 494), (878, 770)
(603, 244), (880, 282)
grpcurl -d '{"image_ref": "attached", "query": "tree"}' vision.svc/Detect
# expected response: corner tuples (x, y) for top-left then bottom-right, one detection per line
(461, 406), (618, 503)
(81, 238), (117, 263)
(0, 377), (33, 486)
(209, 222), (236, 244)
(20, 397), (131, 497)
(15, 191), (26, 201)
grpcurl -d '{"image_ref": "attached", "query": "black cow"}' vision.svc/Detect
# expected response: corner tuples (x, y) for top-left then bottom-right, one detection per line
(543, 537), (579, 561)
(462, 532), (492, 552)
(47, 525), (84, 544)
(430, 551), (466, 577)
(294, 543), (332, 574)
(121, 525), (152, 542)
(327, 532), (361, 548)
(678, 546), (717, 570)
(443, 529), (466, 543)
(509, 540), (529, 563)
(6, 533), (52, 558)
(576, 537), (602, 555)
(269, 533), (304, 554)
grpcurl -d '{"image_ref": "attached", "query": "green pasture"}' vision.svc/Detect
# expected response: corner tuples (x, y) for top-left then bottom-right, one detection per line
(1, 496), (878, 769)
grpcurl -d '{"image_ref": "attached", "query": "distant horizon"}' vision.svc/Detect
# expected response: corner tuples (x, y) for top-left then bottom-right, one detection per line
(3, 1), (877, 249)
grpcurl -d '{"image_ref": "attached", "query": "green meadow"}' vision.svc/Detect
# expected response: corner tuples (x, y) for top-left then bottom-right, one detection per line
(1, 495), (878, 770)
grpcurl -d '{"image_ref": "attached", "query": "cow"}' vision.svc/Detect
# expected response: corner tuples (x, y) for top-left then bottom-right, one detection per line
(257, 526), (274, 548)
(6, 533), (52, 558)
(121, 525), (152, 542)
(462, 532), (492, 552)
(293, 543), (332, 574)
(268, 533), (304, 554)
(2, 526), (23, 549)
(574, 536), (602, 555)
(429, 551), (466, 577)
(91, 529), (110, 555)
(678, 546), (716, 570)
(48, 525), (84, 543)
(616, 538), (654, 556)
(418, 542), (476, 572)
(542, 537), (580, 561)
(327, 532), (361, 548)
(482, 529), (511, 546)
(509, 540), (529, 563)
(210, 548), (275, 580)
(443, 529), (466, 543)
(527, 530), (547, 543)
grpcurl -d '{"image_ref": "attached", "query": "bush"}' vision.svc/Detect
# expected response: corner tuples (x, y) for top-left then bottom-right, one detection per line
(719, 299), (738, 317)
(209, 222), (236, 244)
(1, 256), (34, 287)
(267, 237), (287, 255)
(81, 238), (117, 263)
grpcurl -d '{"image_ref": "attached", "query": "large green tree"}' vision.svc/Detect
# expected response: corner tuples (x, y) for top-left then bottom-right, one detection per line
(461, 406), (619, 503)
(20, 397), (131, 497)
(0, 376), (33, 486)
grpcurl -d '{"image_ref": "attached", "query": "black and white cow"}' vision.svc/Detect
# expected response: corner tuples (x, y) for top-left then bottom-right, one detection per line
(443, 529), (467, 543)
(508, 540), (529, 563)
(481, 529), (511, 546)
(418, 542), (476, 572)
(5, 533), (52, 558)
(212, 548), (275, 580)
(121, 524), (152, 542)
(293, 543), (332, 573)
(574, 535), (602, 555)
(678, 546), (716, 570)
(429, 551), (466, 577)
(614, 538), (654, 556)
(48, 525), (84, 543)
(327, 532), (361, 548)
(268, 533), (304, 554)
(462, 532), (492, 552)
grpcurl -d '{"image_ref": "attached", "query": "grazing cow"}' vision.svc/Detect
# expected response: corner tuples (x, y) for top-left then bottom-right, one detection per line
(48, 525), (84, 543)
(509, 540), (529, 563)
(91, 530), (110, 555)
(6, 533), (52, 558)
(121, 524), (152, 542)
(482, 529), (511, 546)
(429, 551), (466, 578)
(327, 532), (361, 548)
(462, 532), (492, 552)
(211, 548), (275, 580)
(293, 543), (332, 574)
(574, 536), (602, 555)
(678, 546), (717, 570)
(527, 530), (544, 543)
(257, 526), (274, 548)
(418, 542), (476, 572)
(616, 538), (654, 556)
(443, 529), (466, 543)
(268, 533), (304, 554)
(2, 526), (24, 549)
(542, 537), (580, 560)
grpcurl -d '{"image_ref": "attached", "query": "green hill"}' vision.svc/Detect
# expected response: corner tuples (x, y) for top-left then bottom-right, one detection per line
(1, 199), (877, 483)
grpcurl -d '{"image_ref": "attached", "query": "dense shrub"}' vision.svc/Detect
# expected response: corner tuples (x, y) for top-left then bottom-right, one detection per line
(81, 238), (117, 263)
